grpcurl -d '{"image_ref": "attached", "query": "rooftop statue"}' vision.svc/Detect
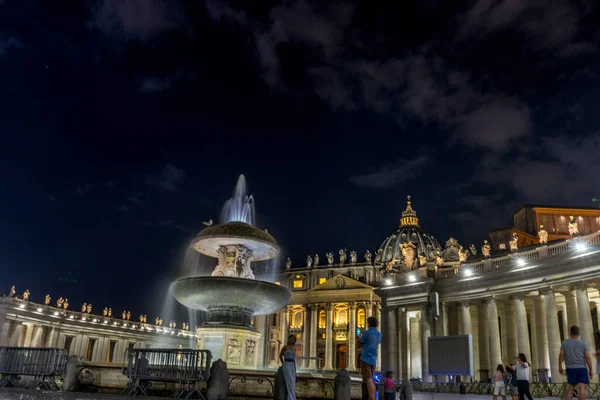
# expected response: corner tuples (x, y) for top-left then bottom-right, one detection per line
(339, 249), (347, 265)
(482, 240), (491, 258)
(509, 233), (519, 251)
(419, 253), (428, 267)
(469, 244), (477, 256)
(375, 248), (383, 263)
(314, 254), (319, 267)
(123, 311), (127, 320)
(400, 242), (417, 270)
(538, 225), (548, 244)
(306, 255), (313, 268)
(442, 237), (461, 261)
(127, 311), (131, 320)
(57, 297), (64, 308)
(202, 219), (213, 227)
(458, 246), (469, 263)
(103, 307), (108, 317)
(285, 257), (292, 269)
(82, 303), (87, 313)
(434, 251), (444, 268)
(9, 286), (15, 297)
(569, 216), (579, 237)
(87, 304), (92, 314)
(23, 290), (30, 301)
(350, 251), (357, 265)
(108, 308), (112, 317)
(44, 295), (50, 305)
(326, 252), (334, 265)
(364, 250), (372, 264)
(386, 246), (393, 261)
(63, 299), (69, 310)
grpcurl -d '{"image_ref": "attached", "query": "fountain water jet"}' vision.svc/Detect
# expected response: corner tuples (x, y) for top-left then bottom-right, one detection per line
(171, 175), (290, 369)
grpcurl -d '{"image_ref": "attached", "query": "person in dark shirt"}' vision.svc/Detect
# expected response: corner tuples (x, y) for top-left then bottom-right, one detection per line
(358, 317), (382, 400)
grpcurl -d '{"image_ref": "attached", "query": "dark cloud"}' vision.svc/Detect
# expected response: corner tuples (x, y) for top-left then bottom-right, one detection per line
(145, 164), (186, 192)
(88, 0), (183, 40)
(0, 35), (22, 56)
(349, 154), (432, 189)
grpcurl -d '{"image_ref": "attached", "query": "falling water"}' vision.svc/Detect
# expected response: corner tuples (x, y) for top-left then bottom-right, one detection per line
(220, 174), (255, 225)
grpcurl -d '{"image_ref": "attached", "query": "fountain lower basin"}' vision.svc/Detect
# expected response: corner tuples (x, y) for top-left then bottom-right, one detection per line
(171, 276), (291, 327)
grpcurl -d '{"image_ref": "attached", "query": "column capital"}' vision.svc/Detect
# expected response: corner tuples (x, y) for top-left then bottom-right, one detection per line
(459, 300), (470, 308)
(309, 303), (319, 311)
(348, 302), (357, 310)
(574, 281), (590, 291)
(325, 303), (333, 311)
(363, 301), (372, 308)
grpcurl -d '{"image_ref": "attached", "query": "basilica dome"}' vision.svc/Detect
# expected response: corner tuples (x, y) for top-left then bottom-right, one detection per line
(376, 197), (443, 268)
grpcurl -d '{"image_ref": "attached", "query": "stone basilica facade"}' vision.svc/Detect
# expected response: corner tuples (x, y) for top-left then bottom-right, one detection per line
(272, 198), (600, 383)
(1, 198), (600, 385)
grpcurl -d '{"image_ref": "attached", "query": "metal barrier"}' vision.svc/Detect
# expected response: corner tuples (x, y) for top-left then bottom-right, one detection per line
(0, 347), (67, 390)
(121, 348), (212, 398)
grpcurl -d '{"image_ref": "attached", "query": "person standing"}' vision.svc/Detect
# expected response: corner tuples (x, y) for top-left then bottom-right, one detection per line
(359, 316), (382, 400)
(559, 325), (593, 400)
(493, 364), (507, 400)
(511, 354), (533, 400)
(279, 334), (297, 400)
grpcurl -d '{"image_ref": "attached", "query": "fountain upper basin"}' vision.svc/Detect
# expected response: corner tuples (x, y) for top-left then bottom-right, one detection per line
(191, 221), (279, 261)
(171, 276), (291, 315)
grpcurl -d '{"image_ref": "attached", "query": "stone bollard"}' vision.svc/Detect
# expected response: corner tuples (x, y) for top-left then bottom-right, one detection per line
(62, 355), (81, 392)
(273, 367), (287, 400)
(399, 381), (413, 400)
(334, 369), (351, 400)
(207, 359), (229, 400)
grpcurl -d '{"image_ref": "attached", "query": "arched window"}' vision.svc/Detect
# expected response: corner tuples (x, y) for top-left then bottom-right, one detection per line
(294, 312), (302, 327)
(319, 310), (326, 328)
(337, 310), (347, 325)
(357, 309), (365, 327)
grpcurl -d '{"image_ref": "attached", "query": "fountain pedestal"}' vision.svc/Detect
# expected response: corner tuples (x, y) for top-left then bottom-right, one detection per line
(197, 326), (262, 369)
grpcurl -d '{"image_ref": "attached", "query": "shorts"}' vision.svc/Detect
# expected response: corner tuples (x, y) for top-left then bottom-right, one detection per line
(360, 360), (375, 381)
(494, 382), (506, 396)
(507, 384), (518, 395)
(566, 368), (590, 385)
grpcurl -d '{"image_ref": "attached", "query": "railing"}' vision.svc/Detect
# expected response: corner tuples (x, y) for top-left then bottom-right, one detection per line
(0, 347), (68, 390)
(121, 348), (211, 398)
(436, 231), (600, 280)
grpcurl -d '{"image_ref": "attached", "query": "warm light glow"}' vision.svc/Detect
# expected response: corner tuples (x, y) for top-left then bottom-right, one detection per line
(319, 277), (327, 285)
(19, 304), (25, 309)
(93, 319), (98, 322)
(385, 278), (392, 285)
(113, 322), (118, 326)
(53, 311), (59, 316)
(69, 315), (74, 319)
(575, 242), (586, 251)
(36, 308), (42, 312)
(516, 258), (526, 266)
(274, 282), (280, 285)
(293, 280), (303, 289)
(408, 274), (417, 283)
(464, 269), (473, 277)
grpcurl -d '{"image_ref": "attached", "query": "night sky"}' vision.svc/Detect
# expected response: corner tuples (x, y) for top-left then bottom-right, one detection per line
(1, 0), (600, 319)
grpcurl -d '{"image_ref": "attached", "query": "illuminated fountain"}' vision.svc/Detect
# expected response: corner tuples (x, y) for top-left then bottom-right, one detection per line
(171, 175), (290, 369)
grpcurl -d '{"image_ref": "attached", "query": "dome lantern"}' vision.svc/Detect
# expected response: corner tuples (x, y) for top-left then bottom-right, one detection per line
(400, 195), (419, 227)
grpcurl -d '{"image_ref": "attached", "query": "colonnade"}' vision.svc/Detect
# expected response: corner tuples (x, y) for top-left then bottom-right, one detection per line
(385, 285), (599, 383)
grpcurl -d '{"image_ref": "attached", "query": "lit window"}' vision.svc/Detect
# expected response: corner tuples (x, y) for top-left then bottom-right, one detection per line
(337, 310), (347, 325)
(319, 277), (326, 285)
(357, 309), (365, 327)
(319, 311), (326, 328)
(293, 280), (303, 289)
(322, 333), (326, 339)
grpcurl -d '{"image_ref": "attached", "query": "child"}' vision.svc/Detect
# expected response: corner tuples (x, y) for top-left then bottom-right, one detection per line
(384, 371), (395, 400)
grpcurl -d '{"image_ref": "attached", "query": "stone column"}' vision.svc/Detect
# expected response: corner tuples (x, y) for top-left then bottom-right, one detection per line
(564, 291), (579, 328)
(478, 301), (490, 381)
(281, 307), (290, 347)
(576, 285), (596, 354)
(386, 305), (397, 375)
(505, 299), (518, 362)
(310, 304), (318, 370)
(325, 303), (333, 370)
(302, 305), (310, 368)
(397, 308), (409, 380)
(348, 302), (357, 371)
(365, 301), (373, 318)
(544, 291), (562, 382)
(533, 295), (550, 382)
(488, 298), (502, 372)
(22, 324), (34, 347)
(459, 301), (472, 380)
(420, 304), (431, 382)
(515, 296), (532, 362)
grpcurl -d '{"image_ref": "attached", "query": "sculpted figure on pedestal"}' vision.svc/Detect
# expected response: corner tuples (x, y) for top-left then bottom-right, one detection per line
(442, 238), (461, 261)
(87, 304), (92, 314)
(434, 251), (444, 268)
(314, 254), (319, 267)
(350, 251), (357, 265)
(339, 249), (347, 265)
(569, 216), (579, 237)
(108, 308), (112, 317)
(306, 255), (313, 268)
(57, 297), (64, 308)
(9, 286), (15, 297)
(364, 250), (372, 264)
(123, 311), (127, 320)
(375, 248), (383, 263)
(285, 257), (292, 269)
(103, 307), (108, 317)
(469, 244), (477, 256)
(63, 299), (69, 310)
(326, 252), (334, 265)
(538, 225), (548, 244)
(419, 253), (428, 267)
(482, 240), (491, 257)
(458, 246), (469, 263)
(509, 233), (518, 251)
(127, 311), (131, 320)
(400, 242), (417, 270)
(23, 290), (30, 301)
(45, 295), (51, 305)
(82, 303), (87, 313)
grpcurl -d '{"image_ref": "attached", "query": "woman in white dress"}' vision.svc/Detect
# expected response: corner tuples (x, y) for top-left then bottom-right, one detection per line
(279, 335), (297, 400)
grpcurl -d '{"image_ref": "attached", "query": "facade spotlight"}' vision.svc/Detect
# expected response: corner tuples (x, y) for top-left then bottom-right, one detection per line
(464, 269), (473, 277)
(408, 274), (417, 283)
(385, 278), (392, 285)
(36, 308), (43, 312)
(19, 304), (25, 309)
(516, 258), (526, 266)
(575, 242), (586, 251)
(53, 311), (59, 316)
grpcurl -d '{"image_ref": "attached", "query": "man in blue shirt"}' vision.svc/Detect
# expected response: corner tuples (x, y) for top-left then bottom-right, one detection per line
(359, 316), (382, 400)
